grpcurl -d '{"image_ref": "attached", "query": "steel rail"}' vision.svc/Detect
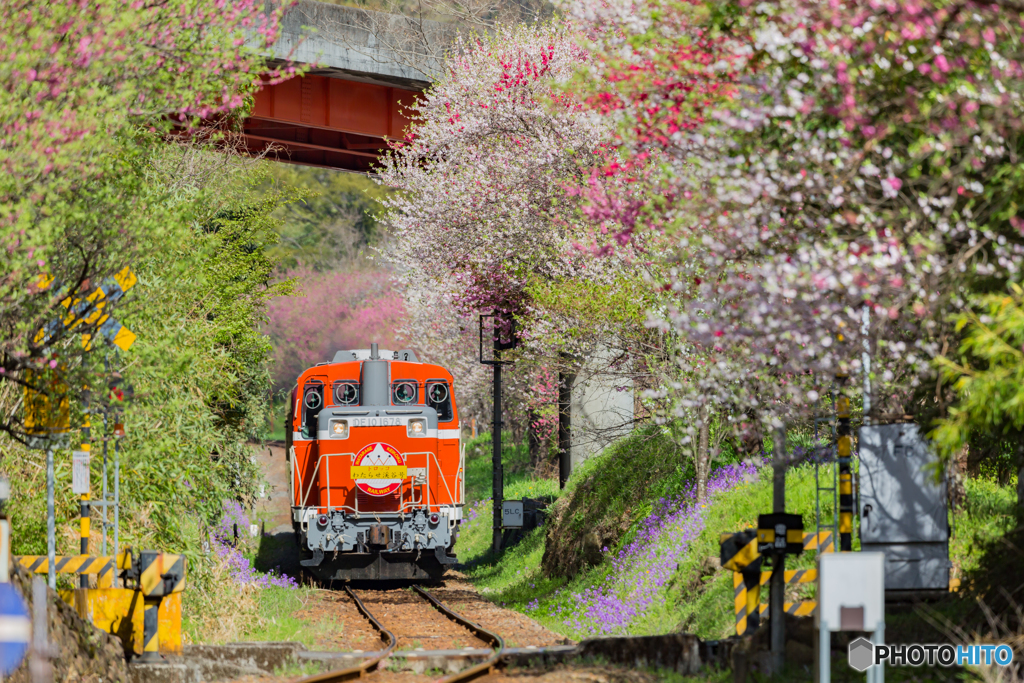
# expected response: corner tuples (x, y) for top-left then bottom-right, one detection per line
(413, 585), (505, 683)
(296, 585), (397, 682)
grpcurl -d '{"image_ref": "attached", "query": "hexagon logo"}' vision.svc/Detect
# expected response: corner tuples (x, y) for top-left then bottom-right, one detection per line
(848, 637), (874, 672)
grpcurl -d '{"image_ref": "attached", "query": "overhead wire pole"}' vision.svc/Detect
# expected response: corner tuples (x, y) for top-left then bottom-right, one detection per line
(770, 425), (787, 674)
(557, 361), (574, 489)
(45, 447), (55, 590)
(79, 388), (91, 588)
(836, 376), (854, 551)
(480, 313), (514, 556)
(491, 353), (503, 555)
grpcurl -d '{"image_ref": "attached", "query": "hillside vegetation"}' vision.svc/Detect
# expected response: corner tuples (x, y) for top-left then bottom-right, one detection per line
(457, 430), (1019, 644)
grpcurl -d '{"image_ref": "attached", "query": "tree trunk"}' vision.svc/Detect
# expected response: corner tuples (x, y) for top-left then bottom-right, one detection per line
(950, 442), (968, 511)
(527, 408), (542, 470)
(966, 437), (984, 477)
(1017, 442), (1024, 522)
(558, 370), (575, 489)
(696, 404), (711, 503)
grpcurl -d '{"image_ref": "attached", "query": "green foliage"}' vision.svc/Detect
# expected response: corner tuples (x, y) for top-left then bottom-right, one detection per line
(262, 164), (389, 271)
(525, 274), (662, 342)
(932, 283), (1024, 509)
(462, 418), (1016, 651)
(950, 476), (1018, 578)
(109, 165), (296, 546)
(5, 154), (297, 555)
(0, 0), (297, 440)
(463, 431), (538, 502)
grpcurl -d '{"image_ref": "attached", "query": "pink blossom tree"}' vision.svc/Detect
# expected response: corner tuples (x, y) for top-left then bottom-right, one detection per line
(566, 0), (1024, 440)
(265, 266), (406, 390)
(377, 22), (643, 452)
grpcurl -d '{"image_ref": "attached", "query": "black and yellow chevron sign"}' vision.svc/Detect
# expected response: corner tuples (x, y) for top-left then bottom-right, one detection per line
(139, 552), (186, 597)
(16, 552), (131, 585)
(759, 601), (817, 618)
(35, 266), (138, 351)
(720, 530), (762, 635)
(720, 530), (835, 635)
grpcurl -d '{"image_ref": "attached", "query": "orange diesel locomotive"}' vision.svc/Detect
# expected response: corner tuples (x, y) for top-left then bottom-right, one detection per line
(287, 344), (464, 580)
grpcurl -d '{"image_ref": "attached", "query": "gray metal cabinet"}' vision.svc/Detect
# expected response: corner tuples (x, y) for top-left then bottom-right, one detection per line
(858, 423), (951, 592)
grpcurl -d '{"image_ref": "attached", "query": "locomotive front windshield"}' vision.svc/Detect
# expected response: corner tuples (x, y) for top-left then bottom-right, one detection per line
(426, 380), (453, 421)
(302, 381), (324, 437)
(333, 380), (359, 406)
(392, 380), (418, 405)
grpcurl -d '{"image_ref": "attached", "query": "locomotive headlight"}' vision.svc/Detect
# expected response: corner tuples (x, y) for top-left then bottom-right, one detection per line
(408, 418), (426, 437)
(329, 418), (349, 438)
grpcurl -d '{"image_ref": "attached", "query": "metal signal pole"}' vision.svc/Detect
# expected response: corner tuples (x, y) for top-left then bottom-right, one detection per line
(836, 376), (854, 551)
(480, 313), (515, 556)
(491, 358), (503, 555)
(770, 425), (787, 674)
(79, 389), (91, 588)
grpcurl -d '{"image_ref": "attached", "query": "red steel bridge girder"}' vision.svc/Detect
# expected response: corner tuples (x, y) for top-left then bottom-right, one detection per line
(244, 73), (422, 172)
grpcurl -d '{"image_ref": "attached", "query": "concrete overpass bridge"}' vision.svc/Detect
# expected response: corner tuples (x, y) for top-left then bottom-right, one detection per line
(245, 1), (443, 172)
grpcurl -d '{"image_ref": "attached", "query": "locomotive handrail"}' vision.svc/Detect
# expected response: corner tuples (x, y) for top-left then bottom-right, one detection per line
(429, 450), (459, 509)
(297, 450), (462, 530)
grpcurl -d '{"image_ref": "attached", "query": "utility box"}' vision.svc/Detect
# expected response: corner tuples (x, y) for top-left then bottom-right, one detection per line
(818, 552), (885, 633)
(858, 423), (951, 593)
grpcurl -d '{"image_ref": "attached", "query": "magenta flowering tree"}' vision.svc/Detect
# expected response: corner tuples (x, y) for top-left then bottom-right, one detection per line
(566, 0), (1024, 434)
(0, 0), (297, 438)
(377, 22), (609, 323)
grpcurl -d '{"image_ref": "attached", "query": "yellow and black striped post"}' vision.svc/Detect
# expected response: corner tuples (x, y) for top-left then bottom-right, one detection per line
(80, 392), (91, 588)
(835, 375), (854, 551)
(141, 596), (160, 661)
(721, 530), (762, 635)
(137, 550), (187, 662)
(759, 600), (817, 619)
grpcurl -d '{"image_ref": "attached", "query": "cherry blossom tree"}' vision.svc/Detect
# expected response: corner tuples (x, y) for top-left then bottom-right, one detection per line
(377, 21), (648, 452)
(565, 0), (1024, 443)
(265, 266), (406, 391)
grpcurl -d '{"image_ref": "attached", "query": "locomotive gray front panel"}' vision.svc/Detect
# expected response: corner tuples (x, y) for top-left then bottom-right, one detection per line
(304, 508), (454, 553)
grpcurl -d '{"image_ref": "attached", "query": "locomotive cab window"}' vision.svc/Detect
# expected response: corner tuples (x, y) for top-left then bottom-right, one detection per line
(426, 380), (453, 422)
(333, 380), (359, 406)
(301, 380), (324, 437)
(391, 380), (418, 405)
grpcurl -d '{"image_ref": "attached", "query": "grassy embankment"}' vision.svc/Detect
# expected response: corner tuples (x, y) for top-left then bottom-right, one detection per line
(184, 426), (1017, 678)
(457, 430), (1019, 648)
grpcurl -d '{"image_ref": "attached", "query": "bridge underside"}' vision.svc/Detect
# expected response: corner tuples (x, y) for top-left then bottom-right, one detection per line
(244, 73), (421, 172)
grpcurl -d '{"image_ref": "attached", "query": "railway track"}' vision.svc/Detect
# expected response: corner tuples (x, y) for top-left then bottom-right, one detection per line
(297, 584), (505, 683)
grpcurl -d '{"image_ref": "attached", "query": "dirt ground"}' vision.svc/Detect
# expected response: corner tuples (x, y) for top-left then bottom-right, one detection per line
(279, 574), (566, 654)
(354, 585), (490, 651)
(221, 665), (672, 683)
(426, 574), (569, 649)
(215, 572), (575, 682)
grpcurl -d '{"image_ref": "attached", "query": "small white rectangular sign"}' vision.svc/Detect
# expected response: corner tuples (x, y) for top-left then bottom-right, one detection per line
(0, 519), (9, 583)
(72, 450), (90, 495)
(502, 500), (524, 529)
(819, 552), (885, 632)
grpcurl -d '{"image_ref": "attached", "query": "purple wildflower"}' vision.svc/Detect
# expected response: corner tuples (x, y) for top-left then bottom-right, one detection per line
(212, 500), (297, 589)
(550, 462), (757, 637)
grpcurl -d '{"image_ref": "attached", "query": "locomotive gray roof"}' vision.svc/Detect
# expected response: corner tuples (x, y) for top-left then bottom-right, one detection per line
(332, 349), (419, 363)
